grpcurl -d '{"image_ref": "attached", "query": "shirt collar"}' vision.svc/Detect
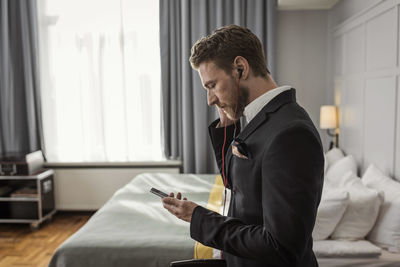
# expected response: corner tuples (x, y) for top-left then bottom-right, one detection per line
(243, 85), (292, 124)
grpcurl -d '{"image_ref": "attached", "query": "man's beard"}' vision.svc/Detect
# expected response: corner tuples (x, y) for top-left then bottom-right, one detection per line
(224, 85), (249, 121)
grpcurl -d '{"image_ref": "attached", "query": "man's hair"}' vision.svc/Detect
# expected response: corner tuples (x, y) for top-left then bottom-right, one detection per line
(189, 25), (270, 78)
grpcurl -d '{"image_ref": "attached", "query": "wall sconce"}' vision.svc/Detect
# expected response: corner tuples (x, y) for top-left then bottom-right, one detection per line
(320, 105), (339, 149)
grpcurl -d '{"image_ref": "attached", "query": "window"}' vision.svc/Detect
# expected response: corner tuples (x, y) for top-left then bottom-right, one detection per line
(37, 0), (162, 162)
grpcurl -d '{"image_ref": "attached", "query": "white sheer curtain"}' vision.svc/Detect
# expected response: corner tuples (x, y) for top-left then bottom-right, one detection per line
(37, 0), (162, 162)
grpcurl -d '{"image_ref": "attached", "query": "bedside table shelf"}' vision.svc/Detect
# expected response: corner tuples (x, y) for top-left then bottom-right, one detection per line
(0, 197), (40, 201)
(0, 169), (56, 229)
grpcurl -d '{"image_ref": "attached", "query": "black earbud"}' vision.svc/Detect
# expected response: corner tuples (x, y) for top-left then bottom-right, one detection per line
(238, 68), (243, 79)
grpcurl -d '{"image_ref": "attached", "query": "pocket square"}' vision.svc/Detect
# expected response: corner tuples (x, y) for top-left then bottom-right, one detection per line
(231, 139), (250, 159)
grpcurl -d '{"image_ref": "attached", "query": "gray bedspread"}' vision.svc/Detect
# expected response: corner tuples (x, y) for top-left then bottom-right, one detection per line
(49, 172), (400, 267)
(49, 173), (217, 267)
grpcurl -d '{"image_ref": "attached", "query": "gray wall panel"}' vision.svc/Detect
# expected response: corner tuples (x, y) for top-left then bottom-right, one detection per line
(363, 77), (396, 176)
(334, 36), (343, 76)
(330, 0), (383, 27)
(395, 76), (400, 181)
(332, 0), (400, 180)
(366, 7), (398, 71)
(340, 76), (364, 170)
(344, 25), (365, 74)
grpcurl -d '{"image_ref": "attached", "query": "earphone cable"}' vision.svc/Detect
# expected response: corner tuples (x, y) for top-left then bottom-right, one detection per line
(220, 75), (241, 260)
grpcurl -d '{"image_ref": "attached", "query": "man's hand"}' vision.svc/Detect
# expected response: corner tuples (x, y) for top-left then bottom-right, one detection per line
(162, 192), (198, 223)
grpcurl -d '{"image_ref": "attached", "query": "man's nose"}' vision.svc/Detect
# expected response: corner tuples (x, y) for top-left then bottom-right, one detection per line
(207, 91), (217, 106)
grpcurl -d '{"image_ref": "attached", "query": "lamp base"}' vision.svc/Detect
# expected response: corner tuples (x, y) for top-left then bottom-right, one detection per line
(326, 129), (339, 149)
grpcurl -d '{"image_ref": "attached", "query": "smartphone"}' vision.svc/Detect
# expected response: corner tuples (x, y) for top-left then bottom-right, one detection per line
(150, 187), (169, 198)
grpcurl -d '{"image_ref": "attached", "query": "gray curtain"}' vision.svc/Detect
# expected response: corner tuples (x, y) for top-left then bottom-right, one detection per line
(160, 0), (277, 174)
(0, 0), (44, 155)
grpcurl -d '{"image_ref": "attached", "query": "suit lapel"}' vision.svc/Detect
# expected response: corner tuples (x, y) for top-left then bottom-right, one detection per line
(238, 88), (296, 141)
(225, 143), (233, 183)
(225, 89), (296, 180)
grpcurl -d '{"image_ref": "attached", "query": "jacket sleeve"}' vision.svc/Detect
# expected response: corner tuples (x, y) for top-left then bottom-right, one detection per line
(191, 124), (324, 265)
(208, 119), (238, 184)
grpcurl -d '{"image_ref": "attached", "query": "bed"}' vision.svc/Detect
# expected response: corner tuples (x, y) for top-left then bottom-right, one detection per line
(317, 251), (400, 267)
(49, 172), (400, 267)
(315, 240), (400, 267)
(49, 173), (218, 267)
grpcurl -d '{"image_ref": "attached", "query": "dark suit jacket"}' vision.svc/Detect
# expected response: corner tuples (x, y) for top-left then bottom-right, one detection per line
(190, 89), (324, 267)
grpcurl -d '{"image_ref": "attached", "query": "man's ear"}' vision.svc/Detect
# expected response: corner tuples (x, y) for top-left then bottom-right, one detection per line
(233, 56), (249, 79)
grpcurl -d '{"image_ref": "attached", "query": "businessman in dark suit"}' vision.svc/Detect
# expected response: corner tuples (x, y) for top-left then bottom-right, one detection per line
(163, 25), (324, 267)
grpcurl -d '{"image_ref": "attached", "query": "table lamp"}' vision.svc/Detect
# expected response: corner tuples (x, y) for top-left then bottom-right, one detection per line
(320, 105), (339, 149)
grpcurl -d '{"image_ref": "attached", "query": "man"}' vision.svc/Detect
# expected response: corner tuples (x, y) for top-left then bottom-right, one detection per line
(163, 25), (324, 267)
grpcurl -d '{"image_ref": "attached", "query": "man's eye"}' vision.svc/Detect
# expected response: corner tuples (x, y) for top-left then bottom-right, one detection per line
(209, 84), (215, 89)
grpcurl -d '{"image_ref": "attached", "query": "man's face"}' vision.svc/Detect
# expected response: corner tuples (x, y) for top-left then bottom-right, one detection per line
(198, 61), (249, 120)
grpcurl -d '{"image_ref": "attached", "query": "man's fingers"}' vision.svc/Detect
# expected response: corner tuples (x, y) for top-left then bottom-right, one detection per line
(177, 192), (182, 200)
(183, 197), (187, 200)
(161, 197), (198, 223)
(162, 197), (178, 205)
(169, 192), (174, 197)
(162, 197), (184, 216)
(162, 198), (178, 213)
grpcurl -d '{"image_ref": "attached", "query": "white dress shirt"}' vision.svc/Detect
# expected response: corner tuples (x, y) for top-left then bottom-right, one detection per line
(242, 85), (292, 125)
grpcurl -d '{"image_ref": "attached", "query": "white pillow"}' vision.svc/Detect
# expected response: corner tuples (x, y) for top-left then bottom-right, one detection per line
(362, 164), (400, 252)
(312, 186), (349, 240)
(325, 147), (344, 170)
(331, 172), (382, 240)
(325, 155), (357, 186)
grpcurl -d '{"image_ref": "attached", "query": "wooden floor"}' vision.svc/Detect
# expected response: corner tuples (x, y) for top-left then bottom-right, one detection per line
(0, 212), (93, 267)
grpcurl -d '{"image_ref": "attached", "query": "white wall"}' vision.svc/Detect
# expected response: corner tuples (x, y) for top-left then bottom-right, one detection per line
(276, 10), (329, 150)
(275, 0), (385, 153)
(329, 0), (383, 26)
(47, 163), (180, 210)
(325, 0), (383, 105)
(328, 0), (400, 179)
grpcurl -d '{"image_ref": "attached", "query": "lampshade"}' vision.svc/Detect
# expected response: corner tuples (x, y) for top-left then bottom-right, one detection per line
(320, 105), (338, 129)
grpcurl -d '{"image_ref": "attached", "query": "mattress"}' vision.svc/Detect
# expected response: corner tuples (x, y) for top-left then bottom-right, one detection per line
(318, 250), (400, 267)
(49, 172), (400, 267)
(315, 240), (400, 266)
(49, 173), (218, 267)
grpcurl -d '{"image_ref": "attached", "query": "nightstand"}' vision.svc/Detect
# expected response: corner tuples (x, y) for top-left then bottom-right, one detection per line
(0, 169), (56, 229)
